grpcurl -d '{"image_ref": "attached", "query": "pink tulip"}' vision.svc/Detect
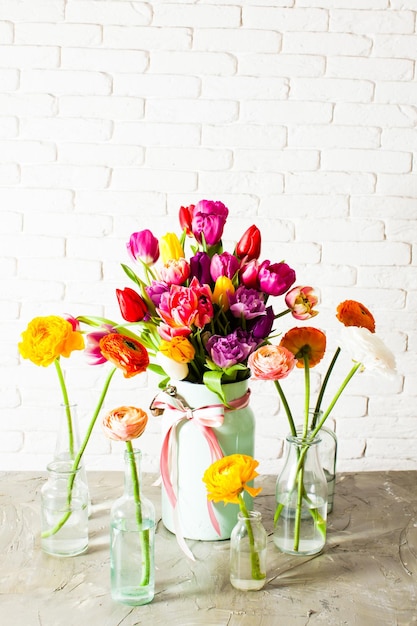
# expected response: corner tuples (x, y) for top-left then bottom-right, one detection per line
(285, 286), (319, 320)
(160, 258), (190, 286)
(258, 261), (296, 296)
(191, 199), (229, 246)
(127, 229), (159, 265)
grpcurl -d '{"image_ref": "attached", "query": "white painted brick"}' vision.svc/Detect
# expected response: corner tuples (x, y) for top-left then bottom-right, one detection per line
(150, 51), (236, 76)
(0, 45), (60, 69)
(242, 101), (332, 124)
(0, 431), (23, 452)
(0, 0), (65, 21)
(366, 438), (417, 460)
(146, 147), (232, 171)
(75, 191), (166, 215)
(20, 69), (112, 95)
(337, 438), (366, 460)
(334, 103), (417, 127)
(113, 122), (200, 147)
(288, 125), (381, 149)
(0, 258), (16, 277)
(373, 34), (417, 59)
(0, 164), (19, 184)
(0, 300), (19, 321)
(0, 117), (18, 139)
(358, 266), (417, 290)
(153, 4), (241, 28)
(21, 165), (110, 190)
(322, 242), (411, 266)
(376, 174), (417, 197)
(113, 73), (200, 98)
(18, 257), (102, 283)
(299, 0), (388, 6)
(146, 99), (237, 124)
(0, 21), (13, 43)
(385, 220), (417, 244)
(111, 168), (197, 193)
(239, 54), (325, 78)
(321, 148), (412, 173)
(198, 171), (284, 195)
(376, 81), (417, 105)
(203, 124), (286, 149)
(2, 276), (64, 301)
(330, 9), (415, 34)
(103, 26), (191, 51)
(15, 23), (102, 46)
(286, 172), (375, 194)
(0, 93), (56, 116)
(243, 7), (329, 31)
(0, 188), (73, 212)
(296, 218), (385, 241)
(194, 28), (280, 53)
(0, 140), (56, 163)
(3, 234), (64, 257)
(283, 31), (372, 55)
(61, 48), (148, 73)
(23, 211), (112, 237)
(327, 56), (413, 81)
(20, 118), (112, 142)
(350, 195), (417, 219)
(202, 76), (288, 100)
(1, 211), (22, 232)
(59, 95), (144, 120)
(389, 0), (417, 9)
(59, 143), (144, 167)
(290, 78), (373, 102)
(382, 128), (417, 151)
(234, 149), (319, 172)
(66, 1), (152, 26)
(0, 69), (19, 91)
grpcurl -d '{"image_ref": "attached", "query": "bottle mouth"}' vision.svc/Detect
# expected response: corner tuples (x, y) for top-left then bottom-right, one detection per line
(237, 510), (262, 521)
(46, 460), (81, 475)
(286, 431), (321, 446)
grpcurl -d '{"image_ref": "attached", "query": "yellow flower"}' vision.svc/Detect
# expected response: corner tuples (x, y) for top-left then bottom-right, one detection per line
(203, 454), (262, 504)
(159, 232), (184, 263)
(159, 336), (195, 363)
(212, 276), (235, 311)
(18, 315), (84, 367)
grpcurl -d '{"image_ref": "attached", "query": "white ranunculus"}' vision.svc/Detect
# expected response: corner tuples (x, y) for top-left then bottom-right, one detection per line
(339, 326), (396, 379)
(157, 352), (189, 381)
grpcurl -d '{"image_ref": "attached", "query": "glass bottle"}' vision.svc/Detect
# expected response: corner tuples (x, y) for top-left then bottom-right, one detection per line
(41, 460), (89, 557)
(319, 424), (337, 514)
(110, 449), (155, 606)
(274, 432), (328, 556)
(230, 510), (267, 591)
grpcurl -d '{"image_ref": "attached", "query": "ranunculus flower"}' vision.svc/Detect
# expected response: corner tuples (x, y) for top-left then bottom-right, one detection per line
(285, 286), (319, 321)
(212, 276), (235, 311)
(339, 326), (396, 378)
(160, 258), (190, 286)
(159, 232), (184, 264)
(159, 336), (195, 363)
(191, 199), (229, 246)
(179, 204), (195, 235)
(229, 286), (266, 320)
(102, 406), (148, 442)
(18, 315), (84, 367)
(99, 333), (149, 378)
(206, 329), (257, 368)
(145, 280), (170, 307)
(280, 327), (326, 368)
(127, 230), (159, 265)
(336, 300), (376, 333)
(235, 225), (261, 261)
(116, 287), (148, 323)
(189, 251), (212, 285)
(203, 454), (262, 504)
(248, 345), (297, 380)
(258, 260), (296, 296)
(84, 324), (117, 365)
(210, 251), (240, 281)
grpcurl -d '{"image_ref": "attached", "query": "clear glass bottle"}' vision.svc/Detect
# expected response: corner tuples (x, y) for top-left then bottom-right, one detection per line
(230, 510), (267, 591)
(319, 425), (337, 514)
(274, 432), (328, 556)
(110, 449), (155, 606)
(41, 460), (89, 557)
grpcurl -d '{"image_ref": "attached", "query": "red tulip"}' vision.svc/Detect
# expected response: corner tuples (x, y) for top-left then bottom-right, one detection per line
(235, 225), (261, 260)
(179, 204), (195, 235)
(116, 287), (148, 323)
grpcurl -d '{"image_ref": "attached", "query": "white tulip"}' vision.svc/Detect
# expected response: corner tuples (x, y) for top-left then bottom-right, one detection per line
(156, 352), (189, 381)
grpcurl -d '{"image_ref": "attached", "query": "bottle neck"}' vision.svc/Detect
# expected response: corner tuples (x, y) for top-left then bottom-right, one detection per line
(237, 510), (262, 523)
(123, 448), (142, 498)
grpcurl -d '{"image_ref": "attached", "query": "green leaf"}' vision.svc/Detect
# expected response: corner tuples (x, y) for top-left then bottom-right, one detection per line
(203, 370), (227, 404)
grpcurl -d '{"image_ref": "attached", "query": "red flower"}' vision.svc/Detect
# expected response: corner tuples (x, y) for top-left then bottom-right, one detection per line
(336, 300), (375, 333)
(179, 204), (195, 235)
(235, 225), (261, 261)
(99, 333), (149, 378)
(116, 287), (148, 323)
(280, 327), (326, 368)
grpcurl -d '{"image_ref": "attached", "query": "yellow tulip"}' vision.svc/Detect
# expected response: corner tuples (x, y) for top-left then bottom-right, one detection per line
(212, 276), (235, 311)
(159, 337), (195, 364)
(159, 232), (184, 263)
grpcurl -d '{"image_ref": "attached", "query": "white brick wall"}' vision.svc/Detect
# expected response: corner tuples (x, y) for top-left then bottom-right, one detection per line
(1, 0), (416, 475)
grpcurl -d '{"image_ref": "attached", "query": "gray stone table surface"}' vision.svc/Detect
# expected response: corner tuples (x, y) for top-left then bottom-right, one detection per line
(1, 470), (417, 626)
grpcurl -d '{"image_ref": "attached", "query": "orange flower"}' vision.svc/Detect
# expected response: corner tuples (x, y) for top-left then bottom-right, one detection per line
(280, 326), (326, 368)
(336, 300), (375, 333)
(102, 406), (148, 441)
(99, 333), (149, 378)
(202, 454), (262, 505)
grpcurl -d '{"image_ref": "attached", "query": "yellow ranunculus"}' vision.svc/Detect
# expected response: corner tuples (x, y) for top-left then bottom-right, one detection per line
(202, 454), (262, 505)
(18, 315), (85, 367)
(159, 232), (184, 264)
(159, 337), (195, 364)
(212, 276), (235, 311)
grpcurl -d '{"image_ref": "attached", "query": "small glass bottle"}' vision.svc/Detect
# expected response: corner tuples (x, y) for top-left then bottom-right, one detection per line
(319, 424), (337, 514)
(230, 510), (267, 591)
(41, 460), (89, 557)
(110, 449), (155, 606)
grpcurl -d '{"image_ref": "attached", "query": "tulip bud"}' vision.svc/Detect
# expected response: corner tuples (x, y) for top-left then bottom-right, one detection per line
(116, 287), (148, 323)
(127, 230), (159, 265)
(179, 204), (195, 235)
(159, 232), (184, 264)
(235, 225), (261, 260)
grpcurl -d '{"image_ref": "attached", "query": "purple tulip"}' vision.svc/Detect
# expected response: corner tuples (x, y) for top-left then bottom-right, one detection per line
(189, 251), (212, 285)
(146, 280), (170, 307)
(248, 305), (275, 342)
(258, 261), (296, 296)
(210, 251), (240, 281)
(127, 229), (160, 265)
(191, 199), (229, 246)
(206, 329), (257, 369)
(229, 286), (266, 320)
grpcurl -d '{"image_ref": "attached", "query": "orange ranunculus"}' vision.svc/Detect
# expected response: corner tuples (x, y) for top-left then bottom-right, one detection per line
(159, 336), (195, 363)
(202, 454), (262, 505)
(18, 315), (84, 367)
(102, 406), (148, 442)
(99, 333), (149, 378)
(336, 300), (376, 333)
(280, 326), (326, 368)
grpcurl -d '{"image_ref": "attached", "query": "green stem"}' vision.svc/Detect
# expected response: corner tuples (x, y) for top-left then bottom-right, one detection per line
(238, 494), (265, 582)
(274, 380), (296, 436)
(312, 347), (341, 427)
(125, 441), (151, 586)
(303, 355), (310, 438)
(293, 460), (305, 551)
(41, 366), (117, 539)
(54, 359), (74, 457)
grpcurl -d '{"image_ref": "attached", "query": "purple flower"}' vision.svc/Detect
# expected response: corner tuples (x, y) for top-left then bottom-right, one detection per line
(210, 251), (240, 281)
(258, 261), (296, 296)
(191, 199), (229, 246)
(85, 324), (116, 365)
(146, 280), (170, 307)
(248, 305), (275, 343)
(206, 329), (257, 369)
(229, 286), (266, 320)
(190, 251), (212, 285)
(127, 230), (159, 265)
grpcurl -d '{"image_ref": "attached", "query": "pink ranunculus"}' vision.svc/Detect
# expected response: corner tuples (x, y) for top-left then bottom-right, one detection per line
(258, 260), (296, 296)
(102, 406), (148, 442)
(159, 258), (190, 286)
(191, 199), (229, 246)
(127, 229), (159, 265)
(285, 286), (319, 320)
(248, 345), (297, 381)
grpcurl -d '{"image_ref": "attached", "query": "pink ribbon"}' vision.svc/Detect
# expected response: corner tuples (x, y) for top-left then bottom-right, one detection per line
(151, 388), (251, 560)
